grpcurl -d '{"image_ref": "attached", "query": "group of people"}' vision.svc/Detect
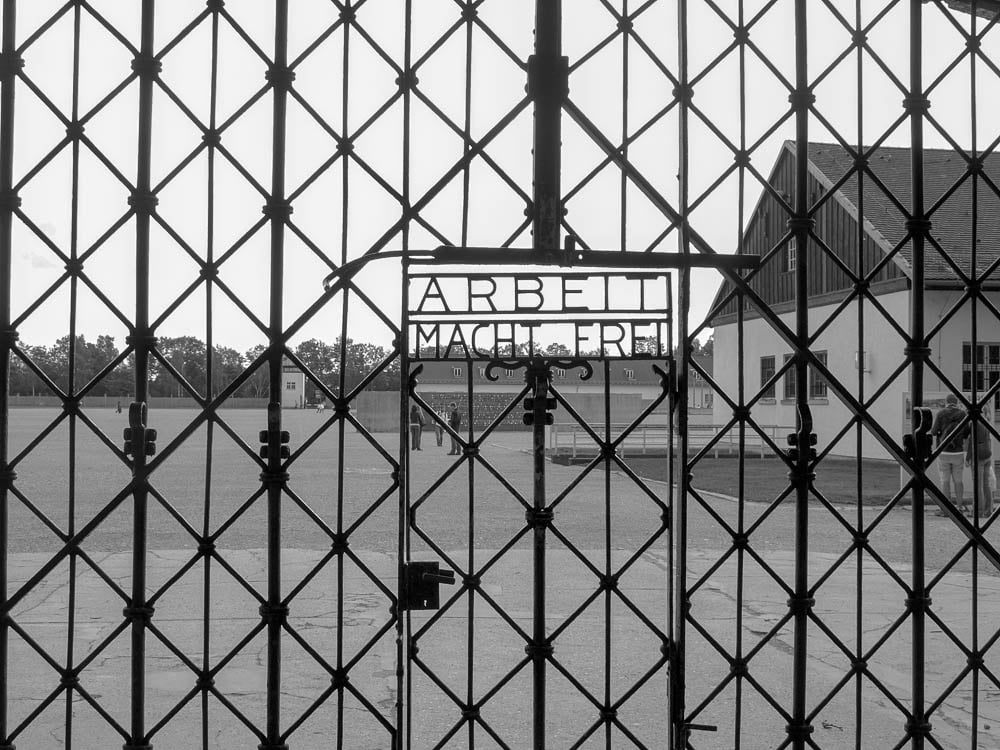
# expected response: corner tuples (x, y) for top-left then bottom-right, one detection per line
(409, 402), (463, 455)
(931, 393), (996, 517)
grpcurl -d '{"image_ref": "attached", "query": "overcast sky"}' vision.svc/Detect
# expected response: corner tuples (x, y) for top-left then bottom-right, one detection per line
(6, 0), (998, 355)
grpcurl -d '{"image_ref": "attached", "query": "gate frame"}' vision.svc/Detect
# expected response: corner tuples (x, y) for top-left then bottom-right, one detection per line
(388, 245), (758, 748)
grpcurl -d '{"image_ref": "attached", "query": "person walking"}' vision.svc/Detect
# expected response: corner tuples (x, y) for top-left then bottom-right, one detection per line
(409, 404), (425, 451)
(966, 404), (995, 518)
(930, 393), (970, 516)
(447, 401), (461, 455)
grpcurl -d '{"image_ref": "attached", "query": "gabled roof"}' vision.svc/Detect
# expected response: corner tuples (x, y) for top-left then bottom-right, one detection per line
(931, 0), (1000, 19)
(804, 141), (1000, 283)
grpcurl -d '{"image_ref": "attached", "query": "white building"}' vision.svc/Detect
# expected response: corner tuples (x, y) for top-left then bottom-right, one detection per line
(281, 362), (305, 409)
(709, 142), (1000, 460)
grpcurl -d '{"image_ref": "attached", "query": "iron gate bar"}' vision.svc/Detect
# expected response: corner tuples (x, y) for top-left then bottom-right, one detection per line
(674, 0), (691, 744)
(426, 245), (761, 271)
(530, 0), (564, 254)
(262, 2), (289, 748)
(788, 2), (813, 748)
(0, 0), (13, 746)
(464, 365), (474, 750)
(528, 362), (550, 748)
(907, 2), (929, 744)
(401, 7), (414, 740)
(63, 6), (82, 741)
(123, 2), (157, 748)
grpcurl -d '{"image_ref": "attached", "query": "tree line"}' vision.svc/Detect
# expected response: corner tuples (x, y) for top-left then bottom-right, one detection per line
(8, 334), (398, 401)
(7, 333), (711, 401)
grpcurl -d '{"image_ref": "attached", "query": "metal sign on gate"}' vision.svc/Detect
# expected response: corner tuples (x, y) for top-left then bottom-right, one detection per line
(407, 260), (671, 362)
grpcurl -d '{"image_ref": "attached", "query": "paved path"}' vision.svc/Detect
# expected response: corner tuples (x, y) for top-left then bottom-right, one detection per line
(6, 412), (1000, 747)
(9, 544), (998, 748)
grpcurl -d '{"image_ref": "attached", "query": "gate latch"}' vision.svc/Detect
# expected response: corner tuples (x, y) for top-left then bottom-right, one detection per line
(903, 406), (934, 466)
(403, 561), (455, 610)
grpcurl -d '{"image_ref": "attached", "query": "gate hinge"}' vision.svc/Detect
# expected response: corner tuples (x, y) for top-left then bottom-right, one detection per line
(402, 561), (455, 611)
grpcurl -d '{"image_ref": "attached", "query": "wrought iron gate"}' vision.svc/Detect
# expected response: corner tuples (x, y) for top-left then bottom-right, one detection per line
(3, 0), (1000, 748)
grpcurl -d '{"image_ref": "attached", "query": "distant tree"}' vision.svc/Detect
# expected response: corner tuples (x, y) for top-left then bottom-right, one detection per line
(294, 338), (336, 401)
(241, 344), (269, 399)
(701, 335), (714, 356)
(4, 334), (406, 401)
(9, 344), (53, 395)
(544, 342), (572, 357)
(92, 334), (131, 396)
(672, 336), (712, 360)
(154, 336), (207, 397)
(31, 334), (126, 396)
(209, 345), (245, 398)
(333, 337), (394, 392)
(44, 335), (74, 392)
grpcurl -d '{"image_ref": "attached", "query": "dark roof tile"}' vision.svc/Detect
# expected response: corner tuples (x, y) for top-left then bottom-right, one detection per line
(806, 142), (1000, 282)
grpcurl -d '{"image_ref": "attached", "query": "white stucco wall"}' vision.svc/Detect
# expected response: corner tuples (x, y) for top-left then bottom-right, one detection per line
(712, 289), (1000, 459)
(280, 369), (305, 409)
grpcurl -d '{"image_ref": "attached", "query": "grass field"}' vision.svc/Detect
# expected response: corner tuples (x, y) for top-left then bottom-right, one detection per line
(627, 455), (904, 505)
(5, 407), (673, 557)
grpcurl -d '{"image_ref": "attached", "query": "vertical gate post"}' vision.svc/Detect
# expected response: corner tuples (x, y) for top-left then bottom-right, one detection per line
(261, 2), (291, 748)
(527, 1), (564, 740)
(906, 1), (930, 746)
(788, 2), (816, 748)
(400, 6), (414, 750)
(667, 0), (691, 750)
(672, 1), (691, 745)
(124, 2), (157, 747)
(530, 0), (566, 253)
(0, 1), (15, 747)
(526, 362), (553, 749)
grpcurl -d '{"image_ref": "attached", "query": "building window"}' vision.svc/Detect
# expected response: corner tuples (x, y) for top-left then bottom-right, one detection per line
(760, 356), (775, 399)
(963, 343), (1000, 407)
(785, 238), (797, 272)
(555, 368), (566, 378)
(783, 354), (795, 400)
(506, 369), (515, 378)
(452, 367), (462, 377)
(478, 367), (485, 377)
(809, 351), (828, 400)
(285, 381), (296, 390)
(624, 368), (635, 380)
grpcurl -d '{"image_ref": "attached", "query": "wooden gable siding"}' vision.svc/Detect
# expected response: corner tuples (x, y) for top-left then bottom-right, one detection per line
(713, 148), (905, 323)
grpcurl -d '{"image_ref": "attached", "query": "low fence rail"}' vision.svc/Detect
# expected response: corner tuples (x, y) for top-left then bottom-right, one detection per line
(550, 422), (796, 459)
